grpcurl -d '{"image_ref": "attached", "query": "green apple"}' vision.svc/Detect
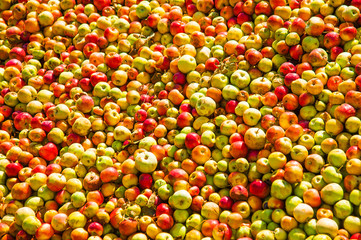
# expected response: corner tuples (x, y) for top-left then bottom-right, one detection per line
(174, 210), (189, 223)
(230, 70), (250, 89)
(24, 196), (44, 212)
(155, 232), (174, 240)
(170, 223), (187, 239)
(320, 183), (344, 205)
(71, 191), (86, 208)
(271, 209), (286, 224)
(243, 108), (261, 126)
(304, 219), (317, 236)
(169, 190), (192, 210)
(288, 228), (306, 240)
(321, 166), (342, 184)
(270, 179), (292, 200)
(285, 195), (303, 215)
(22, 216), (41, 235)
(134, 151), (158, 173)
(256, 230), (275, 240)
(293, 203), (314, 223)
(201, 130), (216, 147)
(211, 73), (229, 89)
(68, 211), (87, 228)
(316, 218), (338, 238)
(186, 213), (203, 231)
(350, 189), (361, 205)
(195, 97), (216, 116)
(334, 199), (353, 219)
(136, 1), (151, 19)
(178, 55), (197, 74)
(302, 36), (319, 52)
(15, 207), (35, 226)
(327, 148), (347, 167)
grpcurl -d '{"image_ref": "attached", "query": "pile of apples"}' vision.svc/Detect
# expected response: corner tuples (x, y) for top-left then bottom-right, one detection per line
(1, 0), (361, 239)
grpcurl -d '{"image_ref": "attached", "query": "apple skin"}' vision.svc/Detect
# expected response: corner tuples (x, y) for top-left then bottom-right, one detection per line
(334, 103), (356, 123)
(305, 17), (325, 36)
(14, 112), (32, 131)
(134, 151), (158, 173)
(244, 128), (266, 150)
(105, 52), (122, 69)
(156, 203), (173, 217)
(39, 142), (58, 161)
(22, 216), (42, 235)
(76, 95), (94, 113)
(168, 168), (189, 183)
(320, 183), (344, 205)
(178, 55), (197, 74)
(303, 188), (322, 208)
(11, 182), (32, 200)
(230, 185), (248, 201)
(327, 149), (347, 168)
(83, 172), (101, 191)
(196, 97), (216, 116)
(201, 219), (219, 237)
(270, 179), (292, 200)
(47, 173), (66, 192)
(293, 203), (314, 223)
(212, 223), (232, 240)
(15, 207), (36, 226)
(230, 70), (250, 89)
(100, 167), (119, 183)
(5, 162), (22, 177)
(249, 180), (270, 198)
(169, 190), (192, 210)
(156, 214), (174, 231)
(189, 171), (207, 188)
(88, 221), (104, 236)
(94, 0), (111, 10)
(185, 133), (201, 149)
(219, 196), (233, 210)
(229, 141), (248, 158)
(316, 218), (339, 238)
(201, 202), (220, 220)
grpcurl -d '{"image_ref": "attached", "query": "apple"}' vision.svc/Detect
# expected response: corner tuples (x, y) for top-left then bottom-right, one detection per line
(344, 216), (361, 234)
(244, 128), (266, 150)
(334, 103), (356, 123)
(200, 219), (219, 237)
(229, 185), (248, 201)
(249, 180), (270, 198)
(195, 97), (216, 116)
(22, 216), (42, 235)
(334, 199), (353, 220)
(169, 190), (192, 209)
(134, 151), (158, 173)
(212, 223), (232, 240)
(320, 183), (344, 205)
(270, 179), (292, 200)
(68, 211), (87, 229)
(327, 149), (347, 167)
(201, 202), (220, 219)
(35, 223), (55, 240)
(11, 182), (32, 200)
(15, 207), (36, 226)
(88, 222), (104, 236)
(83, 172), (101, 191)
(178, 55), (197, 74)
(157, 214), (174, 230)
(316, 218), (339, 238)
